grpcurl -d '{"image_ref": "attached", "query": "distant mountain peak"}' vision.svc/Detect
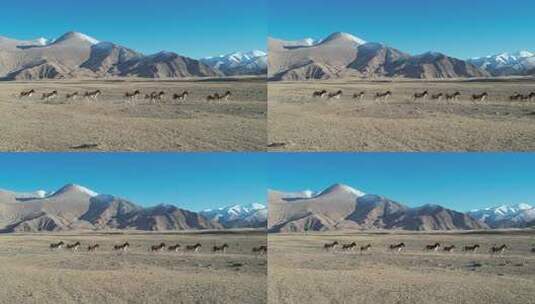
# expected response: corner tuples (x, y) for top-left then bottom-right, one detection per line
(317, 183), (366, 197)
(320, 32), (366, 46)
(53, 31), (100, 45)
(51, 184), (98, 197)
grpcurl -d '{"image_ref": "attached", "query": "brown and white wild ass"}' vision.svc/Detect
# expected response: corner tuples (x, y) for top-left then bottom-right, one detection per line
(490, 244), (508, 255)
(360, 244), (372, 253)
(50, 241), (65, 250)
(463, 244), (480, 253)
(19, 89), (35, 99)
(324, 241), (339, 251)
(327, 90), (343, 100)
(173, 91), (189, 102)
(443, 245), (456, 252)
(424, 243), (441, 252)
(413, 90), (429, 101)
(168, 244), (181, 252)
(389, 242), (405, 253)
(353, 91), (365, 101)
(185, 243), (202, 253)
(252, 245), (267, 255)
(41, 90), (58, 101)
(312, 90), (327, 98)
(66, 241), (81, 252)
(431, 93), (443, 101)
(150, 242), (166, 252)
(445, 92), (461, 101)
(375, 91), (392, 101)
(471, 92), (488, 102)
(341, 242), (357, 251)
(66, 92), (79, 100)
(213, 243), (229, 253)
(87, 244), (100, 252)
(114, 242), (130, 252)
(84, 90), (102, 101)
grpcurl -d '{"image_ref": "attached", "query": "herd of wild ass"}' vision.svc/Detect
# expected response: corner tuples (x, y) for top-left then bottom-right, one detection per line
(49, 241), (267, 255)
(16, 89), (233, 103)
(323, 241), (535, 256)
(312, 89), (535, 102)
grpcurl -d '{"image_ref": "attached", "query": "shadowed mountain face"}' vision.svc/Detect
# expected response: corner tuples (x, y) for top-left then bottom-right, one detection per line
(268, 32), (490, 80)
(0, 184), (225, 233)
(268, 184), (487, 232)
(0, 31), (222, 80)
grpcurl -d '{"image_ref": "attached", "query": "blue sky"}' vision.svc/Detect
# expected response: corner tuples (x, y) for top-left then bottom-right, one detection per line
(0, 153), (268, 211)
(1, 0), (266, 58)
(269, 0), (535, 59)
(268, 153), (535, 212)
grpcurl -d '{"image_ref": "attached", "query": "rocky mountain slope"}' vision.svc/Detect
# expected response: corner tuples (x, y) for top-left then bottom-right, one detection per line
(0, 31), (223, 80)
(201, 50), (267, 76)
(468, 51), (535, 76)
(0, 184), (226, 233)
(269, 184), (487, 232)
(200, 203), (267, 228)
(468, 203), (535, 228)
(269, 32), (490, 80)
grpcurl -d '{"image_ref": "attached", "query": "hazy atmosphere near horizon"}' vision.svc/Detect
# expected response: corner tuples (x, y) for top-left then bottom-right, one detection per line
(1, 0), (267, 58)
(268, 153), (535, 212)
(268, 0), (535, 59)
(0, 153), (268, 211)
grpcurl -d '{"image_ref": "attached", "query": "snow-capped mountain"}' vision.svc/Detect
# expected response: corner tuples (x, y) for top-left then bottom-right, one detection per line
(468, 203), (535, 228)
(468, 51), (535, 76)
(201, 203), (267, 228)
(200, 50), (267, 75)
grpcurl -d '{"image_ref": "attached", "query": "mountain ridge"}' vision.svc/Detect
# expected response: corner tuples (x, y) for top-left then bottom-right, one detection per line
(269, 184), (487, 232)
(0, 184), (263, 233)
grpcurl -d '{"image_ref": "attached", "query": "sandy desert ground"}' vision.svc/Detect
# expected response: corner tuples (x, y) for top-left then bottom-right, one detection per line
(0, 231), (267, 304)
(268, 78), (535, 151)
(269, 231), (535, 304)
(0, 78), (266, 151)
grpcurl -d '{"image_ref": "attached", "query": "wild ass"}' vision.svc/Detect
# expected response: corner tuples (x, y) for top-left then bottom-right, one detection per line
(41, 90), (58, 101)
(353, 91), (365, 101)
(471, 92), (488, 102)
(341, 242), (357, 251)
(87, 244), (100, 252)
(312, 90), (327, 98)
(114, 242), (130, 252)
(252, 245), (267, 255)
(213, 244), (229, 253)
(327, 90), (343, 100)
(172, 91), (189, 102)
(50, 241), (65, 250)
(125, 90), (141, 102)
(167, 244), (181, 252)
(445, 92), (461, 101)
(490, 244), (508, 255)
(389, 242), (406, 253)
(443, 245), (456, 253)
(375, 91), (392, 101)
(413, 90), (429, 101)
(84, 90), (102, 101)
(463, 244), (480, 253)
(424, 243), (441, 252)
(360, 244), (372, 253)
(66, 241), (81, 252)
(185, 243), (202, 253)
(66, 91), (79, 100)
(431, 93), (443, 101)
(324, 241), (339, 251)
(19, 89), (35, 99)
(150, 243), (166, 252)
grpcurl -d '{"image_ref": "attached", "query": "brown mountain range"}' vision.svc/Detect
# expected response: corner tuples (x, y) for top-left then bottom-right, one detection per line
(268, 184), (487, 232)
